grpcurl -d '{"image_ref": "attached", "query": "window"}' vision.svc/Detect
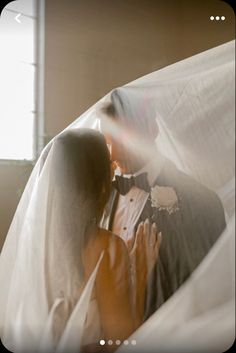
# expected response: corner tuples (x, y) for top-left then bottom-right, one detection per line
(0, 0), (44, 161)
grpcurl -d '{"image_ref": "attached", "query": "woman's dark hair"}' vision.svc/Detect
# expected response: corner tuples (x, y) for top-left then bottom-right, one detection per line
(54, 128), (111, 222)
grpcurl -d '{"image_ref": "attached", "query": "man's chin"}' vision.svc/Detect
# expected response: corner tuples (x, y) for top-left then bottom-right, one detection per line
(115, 161), (125, 173)
(114, 159), (137, 174)
(117, 163), (132, 175)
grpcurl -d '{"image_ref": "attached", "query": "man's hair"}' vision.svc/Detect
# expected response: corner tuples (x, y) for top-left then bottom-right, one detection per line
(100, 88), (158, 138)
(100, 101), (117, 118)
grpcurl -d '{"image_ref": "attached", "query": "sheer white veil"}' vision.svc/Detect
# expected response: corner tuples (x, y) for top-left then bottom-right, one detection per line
(0, 40), (235, 352)
(0, 129), (111, 352)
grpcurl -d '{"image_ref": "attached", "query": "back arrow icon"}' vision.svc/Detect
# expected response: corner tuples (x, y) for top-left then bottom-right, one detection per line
(15, 13), (21, 23)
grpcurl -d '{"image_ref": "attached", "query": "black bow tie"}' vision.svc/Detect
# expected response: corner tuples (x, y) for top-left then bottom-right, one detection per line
(112, 172), (150, 195)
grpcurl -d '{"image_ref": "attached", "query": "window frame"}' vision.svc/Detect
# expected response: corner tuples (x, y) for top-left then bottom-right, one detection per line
(0, 0), (45, 165)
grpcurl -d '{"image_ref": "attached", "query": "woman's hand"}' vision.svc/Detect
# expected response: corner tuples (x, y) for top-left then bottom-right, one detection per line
(143, 218), (162, 275)
(127, 218), (162, 280)
(127, 219), (162, 324)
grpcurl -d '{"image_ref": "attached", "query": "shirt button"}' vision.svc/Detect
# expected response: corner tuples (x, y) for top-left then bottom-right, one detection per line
(123, 227), (127, 230)
(130, 198), (133, 202)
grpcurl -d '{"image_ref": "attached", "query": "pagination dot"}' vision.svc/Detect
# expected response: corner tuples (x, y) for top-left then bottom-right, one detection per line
(215, 16), (220, 20)
(221, 16), (225, 20)
(131, 340), (137, 345)
(100, 339), (105, 345)
(124, 340), (129, 345)
(210, 16), (214, 20)
(108, 340), (113, 345)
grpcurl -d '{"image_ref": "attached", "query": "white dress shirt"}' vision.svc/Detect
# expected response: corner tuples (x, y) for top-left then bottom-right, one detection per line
(112, 153), (166, 242)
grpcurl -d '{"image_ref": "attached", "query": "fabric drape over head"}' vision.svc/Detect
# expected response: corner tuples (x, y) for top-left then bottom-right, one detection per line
(0, 40), (235, 353)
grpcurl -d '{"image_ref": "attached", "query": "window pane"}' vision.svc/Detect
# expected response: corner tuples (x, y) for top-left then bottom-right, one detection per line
(0, 9), (35, 64)
(0, 1), (36, 160)
(0, 112), (35, 160)
(0, 62), (35, 117)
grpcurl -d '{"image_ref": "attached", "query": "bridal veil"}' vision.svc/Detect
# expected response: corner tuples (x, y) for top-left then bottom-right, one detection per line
(0, 40), (235, 352)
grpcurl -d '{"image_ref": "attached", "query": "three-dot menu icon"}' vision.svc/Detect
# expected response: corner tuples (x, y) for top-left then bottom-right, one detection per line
(210, 16), (226, 21)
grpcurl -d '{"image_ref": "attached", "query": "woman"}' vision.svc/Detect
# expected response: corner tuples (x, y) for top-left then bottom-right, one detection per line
(0, 128), (161, 353)
(49, 128), (162, 352)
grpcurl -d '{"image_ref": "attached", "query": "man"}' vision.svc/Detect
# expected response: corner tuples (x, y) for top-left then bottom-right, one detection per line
(99, 88), (226, 321)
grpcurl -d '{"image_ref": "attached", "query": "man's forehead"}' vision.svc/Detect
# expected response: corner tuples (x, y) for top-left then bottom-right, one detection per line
(101, 115), (133, 137)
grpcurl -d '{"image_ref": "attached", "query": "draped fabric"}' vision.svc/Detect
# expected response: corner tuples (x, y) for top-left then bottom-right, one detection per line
(0, 40), (235, 352)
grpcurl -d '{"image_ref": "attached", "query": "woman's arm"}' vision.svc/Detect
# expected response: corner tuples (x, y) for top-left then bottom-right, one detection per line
(96, 221), (161, 341)
(128, 219), (162, 327)
(83, 223), (161, 352)
(95, 235), (135, 344)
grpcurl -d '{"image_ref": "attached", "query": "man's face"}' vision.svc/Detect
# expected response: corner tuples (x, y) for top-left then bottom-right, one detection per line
(102, 118), (145, 174)
(105, 133), (130, 174)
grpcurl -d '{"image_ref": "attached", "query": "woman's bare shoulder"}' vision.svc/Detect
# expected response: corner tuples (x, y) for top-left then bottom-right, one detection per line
(83, 228), (127, 276)
(87, 228), (126, 253)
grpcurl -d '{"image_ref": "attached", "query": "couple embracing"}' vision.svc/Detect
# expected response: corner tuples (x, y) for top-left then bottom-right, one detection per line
(49, 89), (225, 352)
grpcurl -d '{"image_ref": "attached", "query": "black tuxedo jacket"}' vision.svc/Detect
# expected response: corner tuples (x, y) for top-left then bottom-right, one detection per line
(101, 159), (226, 321)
